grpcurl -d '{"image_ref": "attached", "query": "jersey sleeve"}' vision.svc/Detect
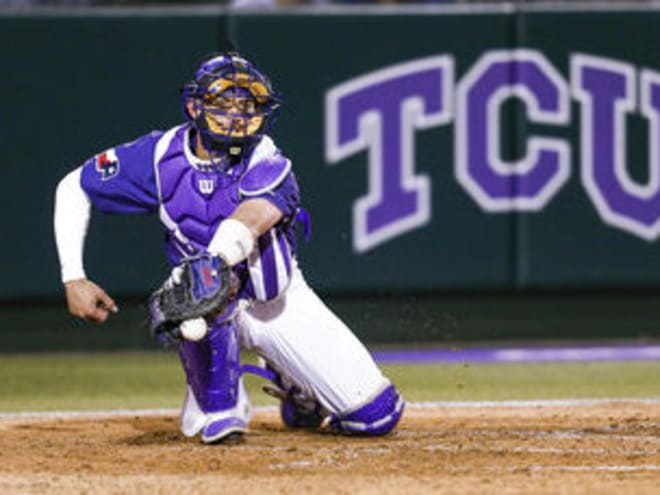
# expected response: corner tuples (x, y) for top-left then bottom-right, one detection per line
(257, 170), (300, 220)
(79, 131), (162, 214)
(239, 137), (300, 219)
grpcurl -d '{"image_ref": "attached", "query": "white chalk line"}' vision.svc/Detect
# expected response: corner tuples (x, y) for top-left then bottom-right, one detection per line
(410, 398), (660, 408)
(401, 429), (660, 442)
(509, 465), (660, 473)
(0, 408), (181, 421)
(421, 445), (657, 456)
(267, 462), (660, 473)
(477, 430), (659, 442)
(1, 397), (658, 421)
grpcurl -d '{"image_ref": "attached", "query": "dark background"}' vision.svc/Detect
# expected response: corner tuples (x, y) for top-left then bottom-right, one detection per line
(2, 6), (659, 350)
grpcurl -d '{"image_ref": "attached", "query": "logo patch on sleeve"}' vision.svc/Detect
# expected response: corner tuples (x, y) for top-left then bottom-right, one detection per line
(95, 149), (120, 180)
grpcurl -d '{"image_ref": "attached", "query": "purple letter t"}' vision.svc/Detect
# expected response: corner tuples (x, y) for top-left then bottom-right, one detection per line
(326, 56), (453, 252)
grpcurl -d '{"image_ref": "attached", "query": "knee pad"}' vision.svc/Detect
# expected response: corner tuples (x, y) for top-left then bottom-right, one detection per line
(331, 384), (404, 436)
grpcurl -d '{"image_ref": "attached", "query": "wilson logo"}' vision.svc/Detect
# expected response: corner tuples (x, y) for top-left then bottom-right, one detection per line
(198, 179), (214, 195)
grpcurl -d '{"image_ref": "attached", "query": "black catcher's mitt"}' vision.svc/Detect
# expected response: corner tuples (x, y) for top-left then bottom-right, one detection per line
(148, 254), (237, 341)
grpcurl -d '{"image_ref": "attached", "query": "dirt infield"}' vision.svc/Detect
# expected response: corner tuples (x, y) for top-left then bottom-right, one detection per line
(0, 401), (658, 494)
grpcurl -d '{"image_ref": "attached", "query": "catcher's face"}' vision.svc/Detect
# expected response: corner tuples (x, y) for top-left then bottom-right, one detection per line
(203, 94), (263, 138)
(187, 89), (264, 141)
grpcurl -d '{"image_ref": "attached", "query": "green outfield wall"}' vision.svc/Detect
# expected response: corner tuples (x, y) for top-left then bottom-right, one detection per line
(3, 5), (660, 303)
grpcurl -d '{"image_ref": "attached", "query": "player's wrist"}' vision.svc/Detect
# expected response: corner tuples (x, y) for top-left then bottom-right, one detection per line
(207, 218), (255, 266)
(61, 266), (87, 285)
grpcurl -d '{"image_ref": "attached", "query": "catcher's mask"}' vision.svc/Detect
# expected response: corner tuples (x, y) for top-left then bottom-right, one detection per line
(181, 52), (281, 158)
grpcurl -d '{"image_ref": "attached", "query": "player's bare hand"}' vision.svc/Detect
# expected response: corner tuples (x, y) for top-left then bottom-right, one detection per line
(64, 279), (118, 323)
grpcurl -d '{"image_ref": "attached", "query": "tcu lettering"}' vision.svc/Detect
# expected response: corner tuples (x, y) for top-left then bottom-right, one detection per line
(326, 50), (660, 251)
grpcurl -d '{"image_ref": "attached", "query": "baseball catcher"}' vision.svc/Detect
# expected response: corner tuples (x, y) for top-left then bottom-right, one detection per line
(54, 52), (404, 444)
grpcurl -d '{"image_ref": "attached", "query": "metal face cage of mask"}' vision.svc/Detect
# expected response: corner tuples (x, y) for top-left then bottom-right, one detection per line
(181, 53), (281, 158)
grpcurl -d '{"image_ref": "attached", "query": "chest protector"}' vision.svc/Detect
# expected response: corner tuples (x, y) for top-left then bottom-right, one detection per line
(154, 125), (244, 264)
(153, 125), (294, 302)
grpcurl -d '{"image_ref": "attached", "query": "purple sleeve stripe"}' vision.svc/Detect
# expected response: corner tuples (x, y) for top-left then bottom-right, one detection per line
(248, 229), (293, 301)
(258, 232), (280, 300)
(276, 230), (292, 276)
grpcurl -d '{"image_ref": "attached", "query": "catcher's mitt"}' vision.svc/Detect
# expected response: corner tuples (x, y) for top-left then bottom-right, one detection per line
(148, 254), (238, 342)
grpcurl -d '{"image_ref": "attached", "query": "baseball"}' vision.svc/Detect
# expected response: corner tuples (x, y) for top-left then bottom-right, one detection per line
(180, 318), (208, 341)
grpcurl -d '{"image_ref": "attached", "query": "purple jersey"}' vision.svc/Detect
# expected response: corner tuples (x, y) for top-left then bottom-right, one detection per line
(80, 123), (301, 301)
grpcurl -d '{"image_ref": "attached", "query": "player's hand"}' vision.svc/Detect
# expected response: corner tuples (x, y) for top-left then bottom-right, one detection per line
(64, 279), (118, 323)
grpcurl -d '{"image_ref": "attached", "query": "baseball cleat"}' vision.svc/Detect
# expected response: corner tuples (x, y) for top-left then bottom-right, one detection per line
(262, 376), (328, 430)
(201, 416), (247, 445)
(280, 399), (325, 429)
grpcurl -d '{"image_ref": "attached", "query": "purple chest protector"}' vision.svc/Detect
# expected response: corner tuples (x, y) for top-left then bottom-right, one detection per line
(155, 126), (244, 265)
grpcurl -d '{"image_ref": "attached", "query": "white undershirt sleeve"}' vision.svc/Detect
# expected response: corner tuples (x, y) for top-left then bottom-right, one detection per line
(53, 167), (91, 283)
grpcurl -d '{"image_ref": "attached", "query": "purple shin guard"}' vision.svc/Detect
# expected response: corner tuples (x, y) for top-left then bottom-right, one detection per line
(178, 321), (241, 414)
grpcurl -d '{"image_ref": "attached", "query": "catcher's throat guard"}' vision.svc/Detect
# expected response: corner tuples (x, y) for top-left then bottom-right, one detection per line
(149, 254), (238, 340)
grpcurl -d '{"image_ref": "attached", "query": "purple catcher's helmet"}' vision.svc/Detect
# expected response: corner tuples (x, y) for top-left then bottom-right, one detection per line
(181, 52), (281, 157)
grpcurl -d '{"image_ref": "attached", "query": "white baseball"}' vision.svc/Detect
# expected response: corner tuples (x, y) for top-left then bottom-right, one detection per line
(180, 318), (208, 341)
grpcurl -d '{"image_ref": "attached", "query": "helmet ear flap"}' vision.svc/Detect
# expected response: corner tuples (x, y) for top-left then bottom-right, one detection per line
(180, 81), (201, 120)
(185, 98), (203, 122)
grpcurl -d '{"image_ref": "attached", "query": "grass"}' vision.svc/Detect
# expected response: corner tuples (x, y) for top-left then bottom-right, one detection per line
(0, 351), (657, 413)
(385, 361), (660, 401)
